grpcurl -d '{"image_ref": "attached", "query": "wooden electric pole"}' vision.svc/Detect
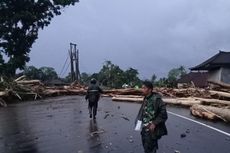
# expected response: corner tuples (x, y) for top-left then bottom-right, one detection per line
(69, 43), (80, 82)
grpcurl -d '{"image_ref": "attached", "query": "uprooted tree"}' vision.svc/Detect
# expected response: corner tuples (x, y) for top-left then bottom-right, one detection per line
(0, 0), (79, 77)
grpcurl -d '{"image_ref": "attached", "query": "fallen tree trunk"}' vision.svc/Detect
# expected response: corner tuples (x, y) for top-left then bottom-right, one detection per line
(209, 90), (230, 100)
(14, 75), (26, 82)
(163, 98), (201, 107)
(112, 96), (202, 107)
(190, 104), (220, 121)
(103, 88), (142, 96)
(112, 96), (143, 102)
(16, 80), (42, 85)
(208, 80), (230, 89)
(113, 95), (143, 98)
(0, 91), (8, 97)
(194, 97), (230, 107)
(43, 88), (86, 97)
(191, 104), (230, 122)
(172, 88), (210, 98)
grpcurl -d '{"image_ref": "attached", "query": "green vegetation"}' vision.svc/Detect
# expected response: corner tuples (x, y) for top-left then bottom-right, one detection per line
(23, 66), (58, 81)
(0, 0), (78, 77)
(79, 61), (187, 89)
(153, 66), (187, 88)
(80, 61), (142, 88)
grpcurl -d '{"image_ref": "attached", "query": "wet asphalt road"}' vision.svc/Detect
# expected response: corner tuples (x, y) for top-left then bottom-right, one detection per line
(0, 96), (230, 153)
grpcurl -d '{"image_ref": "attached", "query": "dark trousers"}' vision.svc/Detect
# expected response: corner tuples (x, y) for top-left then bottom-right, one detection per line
(88, 101), (98, 117)
(141, 129), (158, 153)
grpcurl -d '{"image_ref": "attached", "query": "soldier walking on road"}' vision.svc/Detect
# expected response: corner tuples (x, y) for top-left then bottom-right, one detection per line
(136, 81), (168, 153)
(85, 78), (103, 120)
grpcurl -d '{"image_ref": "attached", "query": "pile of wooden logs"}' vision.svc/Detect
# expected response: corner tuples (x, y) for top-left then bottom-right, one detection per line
(104, 88), (142, 96)
(1, 76), (230, 123)
(111, 82), (230, 123)
(0, 76), (87, 106)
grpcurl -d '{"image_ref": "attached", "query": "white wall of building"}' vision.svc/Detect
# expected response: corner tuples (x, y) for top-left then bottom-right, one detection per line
(208, 68), (222, 82)
(221, 67), (230, 84)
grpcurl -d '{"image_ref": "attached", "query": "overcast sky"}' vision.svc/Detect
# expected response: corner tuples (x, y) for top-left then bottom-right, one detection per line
(29, 0), (230, 79)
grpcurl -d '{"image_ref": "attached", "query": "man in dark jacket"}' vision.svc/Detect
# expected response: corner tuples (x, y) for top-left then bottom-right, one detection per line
(85, 78), (103, 119)
(139, 81), (168, 153)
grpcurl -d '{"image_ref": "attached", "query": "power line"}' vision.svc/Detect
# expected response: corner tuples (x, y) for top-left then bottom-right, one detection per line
(62, 61), (70, 77)
(59, 53), (69, 77)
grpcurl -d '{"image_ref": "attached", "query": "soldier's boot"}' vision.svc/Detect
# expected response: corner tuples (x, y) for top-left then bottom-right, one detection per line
(89, 107), (92, 118)
(93, 106), (97, 119)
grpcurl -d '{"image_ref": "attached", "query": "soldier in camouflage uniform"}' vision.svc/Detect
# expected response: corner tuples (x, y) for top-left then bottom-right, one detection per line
(140, 81), (168, 153)
(85, 78), (103, 120)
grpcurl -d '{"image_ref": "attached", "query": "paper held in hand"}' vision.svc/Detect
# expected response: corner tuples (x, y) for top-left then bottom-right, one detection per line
(134, 120), (142, 131)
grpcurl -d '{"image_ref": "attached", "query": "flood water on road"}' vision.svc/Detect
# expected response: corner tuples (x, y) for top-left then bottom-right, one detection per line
(0, 96), (229, 153)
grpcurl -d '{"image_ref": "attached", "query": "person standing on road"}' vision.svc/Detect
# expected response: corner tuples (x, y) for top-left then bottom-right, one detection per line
(137, 81), (168, 153)
(85, 78), (103, 120)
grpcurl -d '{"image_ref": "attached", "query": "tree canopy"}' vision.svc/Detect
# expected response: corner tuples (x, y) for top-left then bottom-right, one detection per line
(23, 66), (58, 81)
(0, 0), (78, 76)
(79, 61), (141, 88)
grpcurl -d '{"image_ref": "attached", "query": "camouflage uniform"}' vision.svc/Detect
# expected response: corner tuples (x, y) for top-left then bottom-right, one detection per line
(141, 93), (168, 153)
(85, 84), (103, 118)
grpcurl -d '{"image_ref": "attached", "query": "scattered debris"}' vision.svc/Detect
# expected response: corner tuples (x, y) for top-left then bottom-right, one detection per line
(191, 104), (230, 122)
(186, 129), (190, 134)
(111, 86), (230, 122)
(128, 136), (134, 143)
(90, 129), (105, 137)
(180, 133), (186, 138)
(1, 76), (230, 124)
(104, 114), (110, 119)
(121, 116), (130, 121)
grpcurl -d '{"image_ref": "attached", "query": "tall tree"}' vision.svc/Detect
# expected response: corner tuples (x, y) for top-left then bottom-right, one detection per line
(80, 72), (91, 84)
(167, 66), (187, 87)
(39, 66), (58, 81)
(0, 0), (78, 76)
(23, 65), (42, 79)
(124, 68), (140, 87)
(98, 61), (125, 88)
(24, 66), (57, 81)
(151, 73), (157, 85)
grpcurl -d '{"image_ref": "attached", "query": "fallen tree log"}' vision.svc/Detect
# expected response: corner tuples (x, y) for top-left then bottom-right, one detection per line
(172, 88), (210, 98)
(209, 90), (230, 100)
(112, 96), (143, 102)
(113, 95), (143, 98)
(208, 80), (230, 89)
(190, 104), (220, 121)
(191, 104), (230, 122)
(14, 75), (26, 82)
(103, 88), (142, 96)
(16, 80), (42, 85)
(43, 88), (86, 97)
(112, 96), (202, 107)
(0, 91), (8, 97)
(163, 98), (201, 107)
(194, 97), (230, 107)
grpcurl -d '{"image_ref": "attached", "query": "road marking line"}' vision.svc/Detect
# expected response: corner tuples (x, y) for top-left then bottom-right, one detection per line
(168, 111), (230, 137)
